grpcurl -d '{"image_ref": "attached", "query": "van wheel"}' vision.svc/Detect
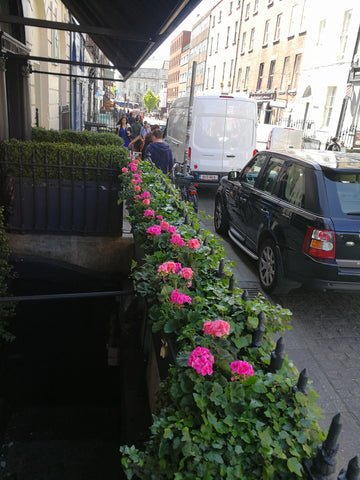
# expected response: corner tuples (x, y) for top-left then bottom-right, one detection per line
(214, 196), (229, 234)
(258, 239), (280, 293)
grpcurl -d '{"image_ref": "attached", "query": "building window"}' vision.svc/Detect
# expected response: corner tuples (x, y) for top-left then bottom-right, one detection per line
(249, 28), (255, 51)
(212, 16), (215, 27)
(254, 0), (259, 14)
(292, 53), (302, 89)
(52, 29), (59, 59)
(237, 0), (241, 8)
(222, 61), (226, 84)
(274, 14), (282, 41)
(288, 4), (298, 37)
(316, 19), (326, 48)
(257, 62), (264, 90)
(280, 56), (290, 90)
(337, 10), (352, 60)
(300, 0), (308, 32)
(263, 20), (270, 46)
(229, 59), (234, 81)
(267, 60), (275, 89)
(219, 10), (222, 23)
(234, 21), (238, 43)
(210, 37), (213, 55)
(206, 67), (210, 88)
(245, 3), (250, 19)
(212, 65), (216, 88)
(322, 86), (337, 127)
(229, 1), (233, 14)
(226, 26), (230, 47)
(216, 33), (220, 52)
(236, 67), (242, 89)
(241, 32), (247, 54)
(244, 66), (250, 90)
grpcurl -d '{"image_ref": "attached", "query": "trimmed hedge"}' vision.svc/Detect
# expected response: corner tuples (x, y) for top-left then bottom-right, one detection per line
(0, 207), (15, 343)
(31, 127), (122, 146)
(118, 158), (324, 480)
(0, 138), (129, 181)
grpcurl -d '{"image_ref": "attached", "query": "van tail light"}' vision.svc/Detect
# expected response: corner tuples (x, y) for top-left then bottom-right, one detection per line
(188, 147), (191, 159)
(302, 227), (335, 259)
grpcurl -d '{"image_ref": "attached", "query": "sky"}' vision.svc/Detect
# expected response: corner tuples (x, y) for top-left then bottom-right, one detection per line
(143, 0), (218, 66)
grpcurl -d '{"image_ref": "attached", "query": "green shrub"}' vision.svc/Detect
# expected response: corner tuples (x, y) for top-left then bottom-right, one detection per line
(118, 159), (324, 479)
(31, 127), (123, 146)
(0, 139), (129, 181)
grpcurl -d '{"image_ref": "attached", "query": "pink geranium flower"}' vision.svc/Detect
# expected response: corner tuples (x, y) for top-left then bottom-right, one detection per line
(134, 185), (141, 192)
(188, 239), (201, 249)
(178, 267), (194, 280)
(133, 173), (142, 182)
(142, 198), (151, 206)
(203, 319), (230, 338)
(143, 209), (155, 218)
(230, 360), (254, 382)
(188, 347), (214, 376)
(146, 225), (162, 236)
(157, 261), (180, 276)
(130, 164), (137, 172)
(141, 191), (151, 199)
(156, 214), (163, 220)
(160, 220), (169, 231)
(170, 234), (185, 247)
(121, 167), (128, 174)
(168, 225), (176, 234)
(170, 289), (191, 305)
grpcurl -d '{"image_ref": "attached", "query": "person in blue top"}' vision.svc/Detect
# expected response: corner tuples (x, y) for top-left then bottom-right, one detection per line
(144, 128), (173, 175)
(117, 116), (131, 148)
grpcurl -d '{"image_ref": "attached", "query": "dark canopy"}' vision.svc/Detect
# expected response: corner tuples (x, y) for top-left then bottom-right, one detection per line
(61, 0), (202, 80)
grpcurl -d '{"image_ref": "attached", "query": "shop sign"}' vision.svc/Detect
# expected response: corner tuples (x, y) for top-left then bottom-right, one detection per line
(249, 92), (275, 100)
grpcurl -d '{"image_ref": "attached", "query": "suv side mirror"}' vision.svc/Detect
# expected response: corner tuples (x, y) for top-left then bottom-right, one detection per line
(228, 171), (240, 181)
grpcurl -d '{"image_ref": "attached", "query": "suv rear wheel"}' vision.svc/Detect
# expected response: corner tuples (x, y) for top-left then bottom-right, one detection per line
(258, 239), (279, 292)
(214, 196), (229, 235)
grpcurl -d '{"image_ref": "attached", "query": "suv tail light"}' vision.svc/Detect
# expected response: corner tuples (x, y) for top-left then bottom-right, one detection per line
(302, 227), (335, 259)
(187, 147), (191, 159)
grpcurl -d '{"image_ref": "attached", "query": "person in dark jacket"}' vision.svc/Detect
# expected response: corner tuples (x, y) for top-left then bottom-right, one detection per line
(144, 128), (173, 174)
(326, 137), (341, 151)
(142, 124), (159, 160)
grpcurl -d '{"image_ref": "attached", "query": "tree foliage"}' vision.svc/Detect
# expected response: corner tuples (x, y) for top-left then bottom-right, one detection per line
(143, 90), (159, 113)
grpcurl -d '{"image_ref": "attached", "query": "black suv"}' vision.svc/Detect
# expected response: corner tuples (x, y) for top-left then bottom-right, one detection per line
(214, 149), (360, 293)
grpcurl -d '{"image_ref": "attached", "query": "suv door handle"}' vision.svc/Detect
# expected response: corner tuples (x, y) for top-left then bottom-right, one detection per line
(261, 207), (270, 215)
(226, 154), (236, 158)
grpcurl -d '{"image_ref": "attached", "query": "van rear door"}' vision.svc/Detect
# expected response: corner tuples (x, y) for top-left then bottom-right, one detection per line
(223, 98), (257, 172)
(190, 97), (226, 181)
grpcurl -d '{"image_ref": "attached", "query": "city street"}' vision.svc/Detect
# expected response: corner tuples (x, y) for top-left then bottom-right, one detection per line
(197, 185), (360, 472)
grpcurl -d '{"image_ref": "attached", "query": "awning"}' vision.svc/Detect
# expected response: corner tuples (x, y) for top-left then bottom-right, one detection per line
(60, 0), (202, 80)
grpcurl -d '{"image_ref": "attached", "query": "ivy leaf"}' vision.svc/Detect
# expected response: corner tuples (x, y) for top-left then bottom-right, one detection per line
(287, 457), (303, 476)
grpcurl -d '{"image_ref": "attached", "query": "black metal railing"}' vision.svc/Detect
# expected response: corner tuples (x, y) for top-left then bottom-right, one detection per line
(0, 148), (123, 236)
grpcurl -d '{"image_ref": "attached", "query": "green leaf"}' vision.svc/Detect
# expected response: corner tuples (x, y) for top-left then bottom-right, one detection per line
(287, 457), (303, 476)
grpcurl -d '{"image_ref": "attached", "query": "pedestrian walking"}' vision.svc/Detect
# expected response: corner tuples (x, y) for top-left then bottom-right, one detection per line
(117, 116), (131, 148)
(326, 137), (341, 151)
(144, 128), (173, 174)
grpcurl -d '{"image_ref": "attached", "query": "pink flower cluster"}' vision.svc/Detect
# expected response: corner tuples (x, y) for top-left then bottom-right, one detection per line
(157, 261), (182, 276)
(178, 267), (193, 280)
(203, 319), (230, 338)
(170, 233), (185, 247)
(143, 209), (155, 219)
(230, 360), (254, 382)
(171, 289), (191, 305)
(188, 347), (214, 376)
(188, 239), (200, 249)
(146, 225), (162, 236)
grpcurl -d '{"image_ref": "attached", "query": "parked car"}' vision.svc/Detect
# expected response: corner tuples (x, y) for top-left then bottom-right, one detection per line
(214, 149), (360, 293)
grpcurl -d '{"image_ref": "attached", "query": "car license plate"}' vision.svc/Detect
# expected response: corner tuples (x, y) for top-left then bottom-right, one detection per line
(198, 174), (218, 181)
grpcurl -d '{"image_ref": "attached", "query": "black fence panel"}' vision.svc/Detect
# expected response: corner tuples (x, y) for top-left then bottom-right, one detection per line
(0, 151), (123, 236)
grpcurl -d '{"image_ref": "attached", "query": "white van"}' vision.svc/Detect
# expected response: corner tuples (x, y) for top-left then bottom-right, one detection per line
(266, 126), (303, 150)
(164, 95), (258, 184)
